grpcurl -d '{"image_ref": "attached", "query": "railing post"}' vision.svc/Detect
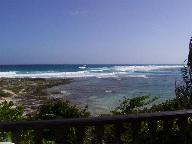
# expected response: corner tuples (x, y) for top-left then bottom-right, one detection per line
(131, 120), (140, 144)
(55, 126), (67, 144)
(92, 125), (104, 144)
(163, 118), (173, 144)
(148, 119), (157, 144)
(178, 116), (188, 144)
(34, 129), (43, 144)
(75, 126), (85, 144)
(12, 129), (21, 144)
(114, 123), (124, 144)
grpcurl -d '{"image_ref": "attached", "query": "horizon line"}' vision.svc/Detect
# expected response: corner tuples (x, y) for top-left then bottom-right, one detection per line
(0, 63), (185, 66)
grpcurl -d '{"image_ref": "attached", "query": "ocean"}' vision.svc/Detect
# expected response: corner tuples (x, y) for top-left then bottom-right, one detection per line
(0, 64), (183, 115)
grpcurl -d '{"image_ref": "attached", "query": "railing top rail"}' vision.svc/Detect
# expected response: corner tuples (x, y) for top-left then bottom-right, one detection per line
(1, 110), (192, 130)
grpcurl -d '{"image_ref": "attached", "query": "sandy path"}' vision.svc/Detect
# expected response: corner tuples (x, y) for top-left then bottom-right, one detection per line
(3, 89), (17, 96)
(0, 89), (17, 103)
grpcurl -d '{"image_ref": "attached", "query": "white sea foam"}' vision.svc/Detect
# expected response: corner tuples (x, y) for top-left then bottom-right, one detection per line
(112, 65), (182, 72)
(0, 71), (148, 79)
(0, 71), (112, 78)
(0, 71), (18, 77)
(61, 90), (70, 95)
(79, 66), (86, 69)
(126, 74), (148, 78)
(88, 67), (110, 72)
(79, 65), (87, 69)
(105, 90), (112, 93)
(89, 69), (105, 72)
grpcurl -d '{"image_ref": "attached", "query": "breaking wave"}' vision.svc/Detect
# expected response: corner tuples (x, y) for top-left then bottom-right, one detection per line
(111, 65), (182, 72)
(0, 65), (182, 78)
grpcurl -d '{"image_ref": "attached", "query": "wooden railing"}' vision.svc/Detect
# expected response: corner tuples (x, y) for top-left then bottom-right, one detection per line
(2, 110), (192, 144)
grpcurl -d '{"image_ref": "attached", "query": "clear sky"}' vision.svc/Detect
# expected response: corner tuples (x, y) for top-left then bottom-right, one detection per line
(0, 0), (192, 64)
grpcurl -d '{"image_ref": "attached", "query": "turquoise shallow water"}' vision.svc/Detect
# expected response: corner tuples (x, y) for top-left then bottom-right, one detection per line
(50, 76), (179, 115)
(0, 64), (183, 115)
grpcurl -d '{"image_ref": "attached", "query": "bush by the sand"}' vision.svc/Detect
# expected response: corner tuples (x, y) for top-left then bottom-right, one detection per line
(0, 99), (90, 143)
(0, 100), (89, 143)
(0, 101), (24, 122)
(35, 99), (89, 120)
(0, 101), (24, 142)
(33, 99), (90, 144)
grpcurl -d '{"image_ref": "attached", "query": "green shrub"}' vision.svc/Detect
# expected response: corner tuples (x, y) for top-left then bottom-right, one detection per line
(35, 99), (89, 120)
(112, 96), (158, 115)
(0, 101), (24, 122)
(0, 101), (24, 142)
(33, 99), (90, 144)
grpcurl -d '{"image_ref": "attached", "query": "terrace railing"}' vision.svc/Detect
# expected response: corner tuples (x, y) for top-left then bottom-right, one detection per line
(1, 110), (192, 144)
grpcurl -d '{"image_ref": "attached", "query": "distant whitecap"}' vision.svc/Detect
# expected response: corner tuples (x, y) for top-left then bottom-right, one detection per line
(105, 90), (112, 93)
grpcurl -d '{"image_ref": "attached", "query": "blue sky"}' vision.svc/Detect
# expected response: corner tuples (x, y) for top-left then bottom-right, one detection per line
(0, 0), (192, 64)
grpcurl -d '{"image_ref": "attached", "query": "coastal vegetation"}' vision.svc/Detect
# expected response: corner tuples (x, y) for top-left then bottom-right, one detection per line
(35, 100), (89, 143)
(0, 101), (24, 142)
(0, 99), (90, 143)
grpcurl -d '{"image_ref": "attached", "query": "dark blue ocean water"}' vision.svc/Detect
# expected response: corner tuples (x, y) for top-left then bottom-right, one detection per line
(0, 64), (183, 115)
